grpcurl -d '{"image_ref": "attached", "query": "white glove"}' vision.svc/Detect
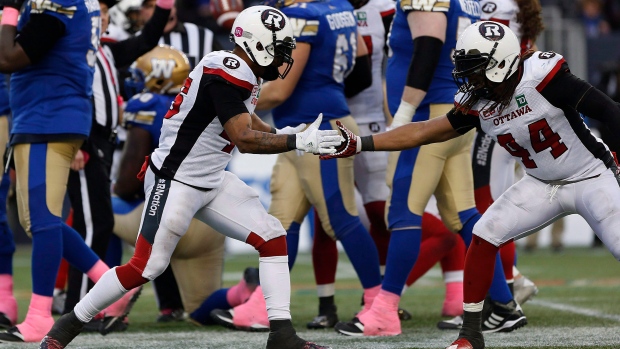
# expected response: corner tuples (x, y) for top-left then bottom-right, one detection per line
(276, 123), (306, 135)
(296, 113), (343, 155)
(387, 100), (416, 131)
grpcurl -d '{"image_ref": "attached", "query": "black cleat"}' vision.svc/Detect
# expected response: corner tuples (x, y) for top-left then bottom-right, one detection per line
(481, 300), (527, 333)
(156, 308), (185, 323)
(0, 326), (25, 342)
(38, 310), (85, 349)
(333, 317), (364, 337)
(398, 307), (412, 321)
(0, 312), (12, 329)
(99, 286), (143, 336)
(267, 319), (331, 349)
(307, 304), (338, 329)
(210, 309), (269, 332)
(437, 315), (463, 330)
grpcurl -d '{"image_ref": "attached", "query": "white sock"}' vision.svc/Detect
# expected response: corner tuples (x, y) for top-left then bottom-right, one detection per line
(444, 270), (464, 283)
(74, 267), (128, 322)
(316, 283), (335, 298)
(259, 256), (291, 321)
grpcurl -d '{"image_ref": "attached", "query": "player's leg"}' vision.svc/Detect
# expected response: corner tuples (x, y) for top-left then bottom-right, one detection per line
(0, 116), (16, 328)
(40, 168), (205, 348)
(195, 172), (328, 349)
(268, 151), (311, 270)
(306, 117), (382, 318)
(450, 176), (565, 349)
(574, 170), (620, 260)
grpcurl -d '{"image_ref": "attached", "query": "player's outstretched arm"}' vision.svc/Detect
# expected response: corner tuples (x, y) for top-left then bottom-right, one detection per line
(320, 115), (461, 159)
(224, 112), (341, 155)
(0, 0), (33, 72)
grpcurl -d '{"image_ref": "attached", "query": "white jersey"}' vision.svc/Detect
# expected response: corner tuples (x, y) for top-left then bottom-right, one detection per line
(480, 0), (531, 52)
(454, 52), (609, 182)
(150, 51), (261, 189)
(347, 0), (394, 124)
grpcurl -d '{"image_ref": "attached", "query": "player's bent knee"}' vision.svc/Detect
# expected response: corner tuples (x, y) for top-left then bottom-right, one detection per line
(116, 263), (150, 290)
(246, 232), (287, 257)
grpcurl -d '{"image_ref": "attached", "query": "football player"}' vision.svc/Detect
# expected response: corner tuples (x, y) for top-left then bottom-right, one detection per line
(210, 0), (384, 332)
(0, 0), (140, 342)
(39, 6), (338, 349)
(323, 21), (620, 349)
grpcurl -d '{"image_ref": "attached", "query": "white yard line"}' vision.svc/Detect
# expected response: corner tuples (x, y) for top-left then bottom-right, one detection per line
(529, 299), (620, 322)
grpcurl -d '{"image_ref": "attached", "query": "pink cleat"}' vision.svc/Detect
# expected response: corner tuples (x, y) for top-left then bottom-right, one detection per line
(335, 290), (401, 336)
(442, 281), (464, 317)
(211, 285), (269, 332)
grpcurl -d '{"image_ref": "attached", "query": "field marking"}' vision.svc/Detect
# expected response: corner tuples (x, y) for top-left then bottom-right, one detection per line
(529, 298), (620, 322)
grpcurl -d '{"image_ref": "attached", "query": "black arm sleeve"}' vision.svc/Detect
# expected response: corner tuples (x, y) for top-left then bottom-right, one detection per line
(15, 14), (65, 64)
(405, 36), (443, 91)
(382, 12), (394, 54)
(446, 107), (480, 134)
(344, 54), (372, 98)
(202, 75), (250, 125)
(107, 5), (171, 67)
(540, 63), (620, 136)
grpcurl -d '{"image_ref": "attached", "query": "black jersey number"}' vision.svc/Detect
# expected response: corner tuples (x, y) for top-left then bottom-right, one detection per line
(497, 119), (568, 169)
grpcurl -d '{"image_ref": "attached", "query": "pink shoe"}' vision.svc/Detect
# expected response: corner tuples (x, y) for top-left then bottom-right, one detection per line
(103, 286), (142, 318)
(211, 286), (269, 332)
(356, 285), (380, 319)
(442, 282), (463, 317)
(336, 290), (401, 336)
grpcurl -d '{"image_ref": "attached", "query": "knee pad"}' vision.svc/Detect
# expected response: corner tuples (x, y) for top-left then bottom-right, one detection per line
(246, 233), (287, 257)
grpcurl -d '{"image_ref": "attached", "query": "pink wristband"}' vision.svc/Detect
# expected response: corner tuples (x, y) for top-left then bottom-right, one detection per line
(156, 0), (174, 10)
(1, 8), (19, 27)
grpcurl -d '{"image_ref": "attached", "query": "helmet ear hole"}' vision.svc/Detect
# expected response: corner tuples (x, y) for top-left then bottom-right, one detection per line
(498, 61), (505, 69)
(256, 42), (265, 51)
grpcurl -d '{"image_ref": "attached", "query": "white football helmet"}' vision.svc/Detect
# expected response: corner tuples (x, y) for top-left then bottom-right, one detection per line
(453, 21), (521, 86)
(229, 5), (296, 78)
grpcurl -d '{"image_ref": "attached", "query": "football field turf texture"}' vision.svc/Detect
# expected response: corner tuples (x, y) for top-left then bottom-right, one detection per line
(4, 246), (620, 349)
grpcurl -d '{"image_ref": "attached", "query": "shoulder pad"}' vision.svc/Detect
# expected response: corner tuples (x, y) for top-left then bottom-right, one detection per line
(400, 0), (449, 12)
(522, 52), (566, 88)
(30, 0), (80, 17)
(202, 51), (257, 92)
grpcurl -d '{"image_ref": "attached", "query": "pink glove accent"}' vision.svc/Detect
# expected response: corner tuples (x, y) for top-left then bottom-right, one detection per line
(1, 8), (20, 27)
(156, 0), (174, 10)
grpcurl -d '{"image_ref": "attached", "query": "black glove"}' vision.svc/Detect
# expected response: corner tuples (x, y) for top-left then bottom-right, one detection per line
(0, 0), (25, 10)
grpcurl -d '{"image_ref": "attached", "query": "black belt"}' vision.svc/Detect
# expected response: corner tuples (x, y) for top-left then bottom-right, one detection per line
(91, 123), (118, 143)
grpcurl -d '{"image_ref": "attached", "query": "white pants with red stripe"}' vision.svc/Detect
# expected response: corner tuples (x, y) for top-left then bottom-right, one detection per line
(474, 169), (620, 260)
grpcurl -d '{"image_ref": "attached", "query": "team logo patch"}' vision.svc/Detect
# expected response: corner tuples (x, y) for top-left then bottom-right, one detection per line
(481, 2), (496, 13)
(479, 22), (504, 41)
(223, 57), (240, 69)
(515, 94), (528, 107)
(234, 26), (243, 37)
(261, 8), (285, 31)
(538, 51), (556, 59)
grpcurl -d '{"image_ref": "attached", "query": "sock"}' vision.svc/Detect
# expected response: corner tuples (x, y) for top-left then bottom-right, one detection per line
(32, 227), (63, 296)
(86, 260), (109, 283)
(358, 285), (381, 317)
(0, 274), (17, 323)
(226, 277), (253, 307)
(500, 241), (515, 281)
(74, 268), (129, 323)
(190, 288), (230, 325)
(337, 221), (381, 289)
(463, 235), (498, 304)
(15, 294), (55, 342)
(382, 228), (421, 295)
(316, 283), (335, 298)
(285, 222), (300, 270)
(259, 256), (291, 320)
(0, 221), (15, 275)
(488, 253), (513, 304)
(312, 214), (338, 287)
(364, 201), (390, 267)
(104, 234), (124, 268)
(406, 213), (456, 287)
(60, 223), (100, 274)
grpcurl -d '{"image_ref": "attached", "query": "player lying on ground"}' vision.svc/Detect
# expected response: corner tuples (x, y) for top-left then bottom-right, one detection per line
(321, 21), (620, 349)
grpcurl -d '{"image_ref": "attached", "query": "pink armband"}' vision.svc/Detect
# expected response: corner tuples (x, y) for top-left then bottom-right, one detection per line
(156, 0), (174, 10)
(1, 8), (19, 27)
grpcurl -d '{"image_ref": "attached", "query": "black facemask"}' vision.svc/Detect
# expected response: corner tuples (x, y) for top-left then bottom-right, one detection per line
(261, 65), (280, 81)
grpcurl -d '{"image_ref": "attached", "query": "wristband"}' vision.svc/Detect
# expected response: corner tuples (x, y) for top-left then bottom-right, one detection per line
(1, 8), (19, 27)
(286, 134), (296, 151)
(360, 135), (375, 152)
(392, 99), (416, 127)
(156, 0), (174, 10)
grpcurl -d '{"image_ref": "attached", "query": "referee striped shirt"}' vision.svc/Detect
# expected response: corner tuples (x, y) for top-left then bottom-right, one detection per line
(93, 45), (121, 130)
(159, 22), (221, 68)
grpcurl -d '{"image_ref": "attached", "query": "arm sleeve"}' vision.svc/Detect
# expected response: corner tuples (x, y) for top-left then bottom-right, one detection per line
(15, 14), (66, 64)
(202, 75), (250, 125)
(540, 63), (620, 136)
(344, 54), (372, 98)
(382, 12), (394, 52)
(107, 5), (171, 67)
(405, 36), (443, 91)
(446, 107), (480, 134)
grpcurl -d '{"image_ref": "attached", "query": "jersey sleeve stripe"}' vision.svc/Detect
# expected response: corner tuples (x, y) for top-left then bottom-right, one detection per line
(454, 101), (480, 116)
(380, 8), (396, 17)
(536, 58), (566, 92)
(203, 67), (254, 92)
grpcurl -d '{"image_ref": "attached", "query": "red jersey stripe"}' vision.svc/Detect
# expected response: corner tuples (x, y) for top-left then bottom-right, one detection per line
(203, 67), (254, 92)
(536, 58), (566, 92)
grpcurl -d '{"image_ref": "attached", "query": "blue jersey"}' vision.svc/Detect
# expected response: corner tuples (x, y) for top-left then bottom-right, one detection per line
(0, 74), (8, 116)
(10, 0), (101, 143)
(386, 0), (480, 120)
(273, 0), (358, 128)
(124, 92), (174, 151)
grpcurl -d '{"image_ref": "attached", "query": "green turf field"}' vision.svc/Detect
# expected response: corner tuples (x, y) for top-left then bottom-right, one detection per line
(4, 245), (620, 348)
